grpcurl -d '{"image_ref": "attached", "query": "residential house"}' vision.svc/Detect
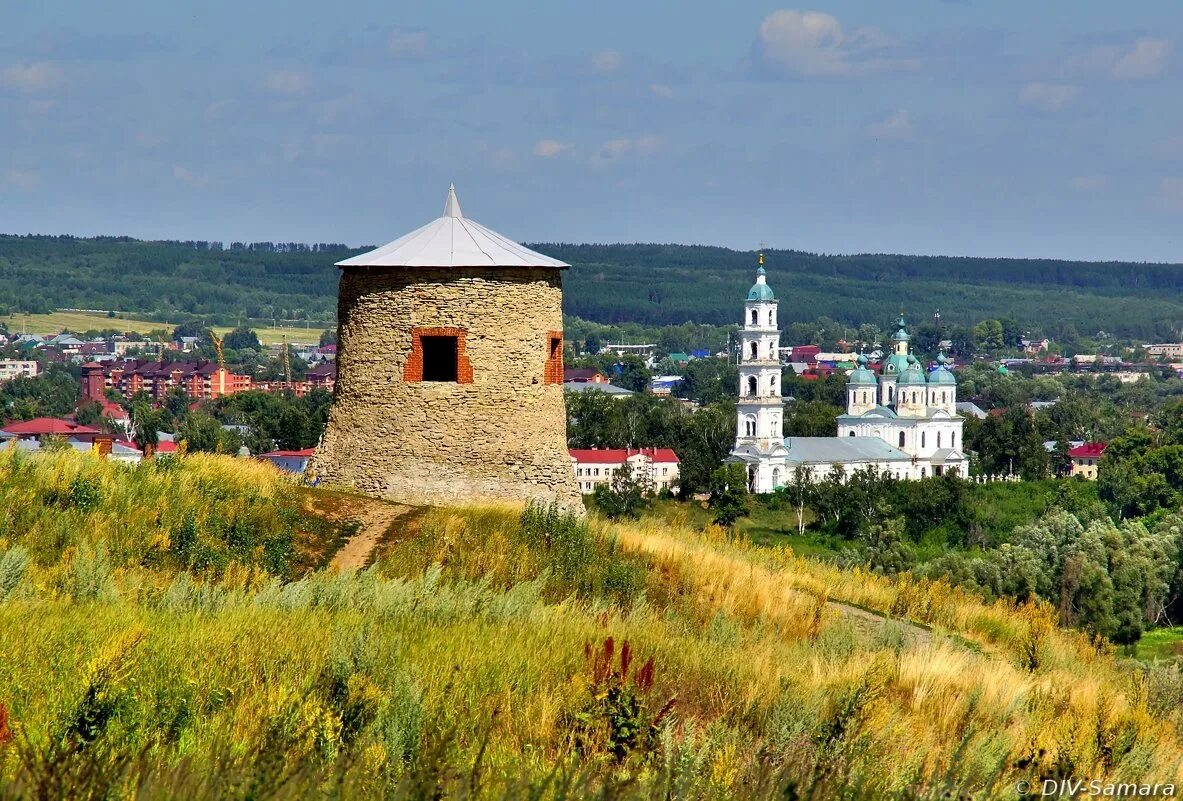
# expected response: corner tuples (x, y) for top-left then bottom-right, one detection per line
(1021, 338), (1051, 355)
(1, 417), (103, 443)
(258, 448), (315, 475)
(562, 381), (634, 399)
(569, 447), (680, 494)
(0, 360), (39, 384)
(563, 367), (609, 384)
(1068, 442), (1106, 480)
(647, 375), (682, 395)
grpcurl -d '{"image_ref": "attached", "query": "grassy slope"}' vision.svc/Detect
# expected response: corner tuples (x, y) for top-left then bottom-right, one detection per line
(0, 310), (325, 345)
(1, 453), (1182, 798)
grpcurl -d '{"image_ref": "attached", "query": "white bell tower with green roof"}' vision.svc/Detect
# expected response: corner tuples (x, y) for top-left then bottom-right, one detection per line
(729, 253), (788, 493)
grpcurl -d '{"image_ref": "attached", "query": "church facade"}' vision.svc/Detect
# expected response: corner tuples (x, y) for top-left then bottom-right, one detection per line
(729, 262), (965, 490)
(832, 315), (966, 479)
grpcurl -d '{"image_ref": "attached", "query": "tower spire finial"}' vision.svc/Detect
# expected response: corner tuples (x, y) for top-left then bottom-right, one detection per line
(443, 183), (463, 218)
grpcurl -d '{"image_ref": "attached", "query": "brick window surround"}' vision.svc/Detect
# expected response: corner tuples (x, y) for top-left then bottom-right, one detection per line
(404, 326), (473, 384)
(544, 330), (563, 384)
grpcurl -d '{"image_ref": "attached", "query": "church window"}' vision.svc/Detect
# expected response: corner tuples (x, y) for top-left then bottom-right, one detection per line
(750, 342), (758, 359)
(921, 431), (926, 448)
(849, 431), (855, 437)
(748, 376), (757, 396)
(921, 467), (927, 478)
(952, 432), (956, 447)
(768, 310), (774, 326)
(772, 467), (781, 486)
(751, 309), (758, 325)
(745, 416), (756, 436)
(941, 391), (947, 404)
(898, 431), (905, 447)
(937, 432), (941, 447)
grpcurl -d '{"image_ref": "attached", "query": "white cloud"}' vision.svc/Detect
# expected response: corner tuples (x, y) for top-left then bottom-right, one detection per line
(173, 166), (207, 187)
(388, 29), (428, 57)
(1065, 37), (1171, 81)
(754, 9), (917, 78)
(262, 70), (307, 96)
(649, 83), (675, 99)
(591, 50), (624, 74)
(591, 135), (663, 166)
(0, 62), (63, 92)
(1112, 38), (1171, 79)
(867, 109), (913, 140)
(533, 139), (572, 158)
(1070, 175), (1106, 192)
(1160, 178), (1183, 214)
(0, 170), (40, 191)
(1018, 82), (1078, 112)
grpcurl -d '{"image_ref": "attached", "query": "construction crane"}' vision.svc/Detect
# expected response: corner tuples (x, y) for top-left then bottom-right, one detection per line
(211, 332), (226, 370)
(282, 334), (292, 388)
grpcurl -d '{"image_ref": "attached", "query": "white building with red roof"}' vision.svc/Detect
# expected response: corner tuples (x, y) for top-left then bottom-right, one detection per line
(1068, 442), (1106, 480)
(568, 447), (680, 495)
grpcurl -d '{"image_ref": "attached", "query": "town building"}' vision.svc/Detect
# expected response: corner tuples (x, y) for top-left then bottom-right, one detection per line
(312, 184), (582, 509)
(727, 267), (966, 487)
(0, 360), (39, 384)
(569, 447), (680, 494)
(1, 417), (102, 442)
(563, 368), (609, 384)
(728, 255), (788, 492)
(259, 447), (316, 475)
(81, 359), (253, 402)
(833, 316), (966, 478)
(563, 381), (634, 399)
(1144, 343), (1183, 359)
(1068, 442), (1106, 480)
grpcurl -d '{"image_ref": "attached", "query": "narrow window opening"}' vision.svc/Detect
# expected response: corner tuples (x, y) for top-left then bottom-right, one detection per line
(898, 431), (905, 447)
(421, 336), (459, 382)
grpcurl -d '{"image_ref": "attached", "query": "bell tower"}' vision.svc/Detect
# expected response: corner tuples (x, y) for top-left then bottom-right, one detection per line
(729, 253), (788, 492)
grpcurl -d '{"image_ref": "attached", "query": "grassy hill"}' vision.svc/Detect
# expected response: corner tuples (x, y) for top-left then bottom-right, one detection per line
(2, 450), (1182, 799)
(0, 310), (326, 345)
(4, 234), (1183, 338)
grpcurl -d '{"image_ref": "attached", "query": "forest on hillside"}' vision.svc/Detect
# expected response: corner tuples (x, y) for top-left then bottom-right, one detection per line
(3, 234), (1183, 338)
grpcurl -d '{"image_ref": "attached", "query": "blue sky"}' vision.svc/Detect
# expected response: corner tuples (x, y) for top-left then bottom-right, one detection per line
(2, 1), (1182, 262)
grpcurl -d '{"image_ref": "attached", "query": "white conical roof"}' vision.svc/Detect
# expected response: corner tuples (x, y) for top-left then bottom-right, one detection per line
(336, 184), (569, 269)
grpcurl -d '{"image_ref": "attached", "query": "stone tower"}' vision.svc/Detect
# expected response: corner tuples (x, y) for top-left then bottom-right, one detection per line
(312, 185), (582, 510)
(729, 254), (787, 492)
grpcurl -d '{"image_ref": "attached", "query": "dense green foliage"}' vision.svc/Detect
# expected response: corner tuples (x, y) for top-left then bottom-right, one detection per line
(7, 235), (1183, 338)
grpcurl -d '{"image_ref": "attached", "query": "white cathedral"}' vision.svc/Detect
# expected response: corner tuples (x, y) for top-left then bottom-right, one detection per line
(729, 259), (965, 491)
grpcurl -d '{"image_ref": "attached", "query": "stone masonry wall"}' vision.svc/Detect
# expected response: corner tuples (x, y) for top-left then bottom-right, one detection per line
(311, 266), (583, 511)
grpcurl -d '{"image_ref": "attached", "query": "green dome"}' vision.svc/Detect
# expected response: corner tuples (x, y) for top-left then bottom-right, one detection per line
(882, 353), (910, 375)
(746, 264), (775, 301)
(897, 355), (926, 386)
(846, 353), (878, 385)
(747, 282), (776, 301)
(927, 352), (957, 385)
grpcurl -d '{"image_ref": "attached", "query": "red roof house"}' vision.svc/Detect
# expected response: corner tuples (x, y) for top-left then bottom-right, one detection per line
(568, 447), (681, 494)
(1, 418), (101, 441)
